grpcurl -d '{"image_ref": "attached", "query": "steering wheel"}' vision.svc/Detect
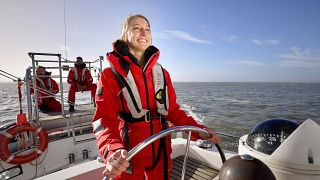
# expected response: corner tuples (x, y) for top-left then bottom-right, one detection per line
(103, 126), (225, 180)
(116, 126), (226, 180)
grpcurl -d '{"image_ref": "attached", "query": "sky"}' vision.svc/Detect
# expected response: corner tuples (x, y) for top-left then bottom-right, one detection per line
(0, 0), (319, 82)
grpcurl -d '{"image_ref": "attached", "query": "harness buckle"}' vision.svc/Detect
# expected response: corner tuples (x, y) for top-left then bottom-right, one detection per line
(145, 111), (151, 122)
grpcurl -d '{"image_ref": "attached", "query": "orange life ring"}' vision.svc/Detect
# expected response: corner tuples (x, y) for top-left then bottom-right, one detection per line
(0, 123), (48, 164)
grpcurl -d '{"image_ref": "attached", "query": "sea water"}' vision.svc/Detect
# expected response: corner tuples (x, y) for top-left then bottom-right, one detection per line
(1, 82), (319, 151)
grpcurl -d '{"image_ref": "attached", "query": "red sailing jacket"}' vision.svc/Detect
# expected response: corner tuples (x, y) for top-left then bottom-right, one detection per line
(92, 41), (206, 165)
(31, 77), (59, 105)
(67, 67), (93, 87)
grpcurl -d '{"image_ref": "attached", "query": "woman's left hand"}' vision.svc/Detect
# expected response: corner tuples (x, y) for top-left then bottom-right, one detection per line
(199, 127), (220, 144)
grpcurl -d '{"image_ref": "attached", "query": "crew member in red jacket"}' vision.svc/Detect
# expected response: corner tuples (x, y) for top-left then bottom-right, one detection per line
(67, 57), (97, 112)
(32, 66), (62, 113)
(92, 14), (220, 180)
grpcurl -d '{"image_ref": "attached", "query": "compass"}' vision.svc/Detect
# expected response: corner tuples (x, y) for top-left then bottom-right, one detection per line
(246, 119), (300, 155)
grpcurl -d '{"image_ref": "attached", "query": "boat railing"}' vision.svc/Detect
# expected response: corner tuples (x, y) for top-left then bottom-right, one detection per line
(26, 52), (103, 124)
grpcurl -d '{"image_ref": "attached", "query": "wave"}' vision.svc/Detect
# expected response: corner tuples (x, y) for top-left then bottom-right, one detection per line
(180, 104), (205, 124)
(213, 97), (251, 104)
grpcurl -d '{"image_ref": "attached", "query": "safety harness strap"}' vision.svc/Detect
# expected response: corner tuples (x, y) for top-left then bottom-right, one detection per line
(145, 115), (169, 180)
(119, 112), (153, 123)
(152, 63), (169, 116)
(73, 67), (87, 81)
(36, 77), (53, 91)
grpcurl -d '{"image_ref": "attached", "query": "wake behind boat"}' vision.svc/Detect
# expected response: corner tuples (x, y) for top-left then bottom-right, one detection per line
(1, 52), (320, 180)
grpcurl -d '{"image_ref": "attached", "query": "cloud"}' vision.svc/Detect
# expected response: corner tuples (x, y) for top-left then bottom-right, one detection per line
(164, 30), (211, 44)
(224, 35), (239, 42)
(229, 60), (264, 66)
(152, 32), (169, 40)
(251, 39), (279, 46)
(277, 47), (320, 68)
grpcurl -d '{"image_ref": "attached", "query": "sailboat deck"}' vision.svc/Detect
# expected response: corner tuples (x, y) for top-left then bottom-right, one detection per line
(35, 155), (220, 180)
(171, 156), (219, 180)
(35, 103), (95, 131)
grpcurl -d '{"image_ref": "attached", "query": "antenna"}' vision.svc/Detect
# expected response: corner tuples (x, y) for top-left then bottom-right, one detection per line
(64, 0), (68, 60)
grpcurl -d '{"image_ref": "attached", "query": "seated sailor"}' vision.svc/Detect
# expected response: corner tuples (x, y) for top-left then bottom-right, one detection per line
(67, 56), (97, 112)
(32, 66), (62, 113)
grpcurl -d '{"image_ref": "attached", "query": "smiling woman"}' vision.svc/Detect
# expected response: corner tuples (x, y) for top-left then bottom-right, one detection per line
(92, 14), (220, 180)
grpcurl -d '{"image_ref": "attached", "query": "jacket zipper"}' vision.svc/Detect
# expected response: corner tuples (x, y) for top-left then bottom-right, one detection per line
(142, 69), (156, 163)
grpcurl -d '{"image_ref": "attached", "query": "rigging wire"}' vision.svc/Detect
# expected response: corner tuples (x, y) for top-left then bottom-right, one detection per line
(0, 70), (22, 82)
(32, 86), (94, 112)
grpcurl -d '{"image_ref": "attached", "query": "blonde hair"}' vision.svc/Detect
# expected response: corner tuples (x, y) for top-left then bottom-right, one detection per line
(121, 14), (151, 42)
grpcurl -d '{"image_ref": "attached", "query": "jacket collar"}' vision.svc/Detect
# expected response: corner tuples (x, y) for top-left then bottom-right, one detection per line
(107, 40), (160, 77)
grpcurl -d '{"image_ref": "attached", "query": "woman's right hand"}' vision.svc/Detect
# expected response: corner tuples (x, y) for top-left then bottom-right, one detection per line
(103, 149), (129, 179)
(199, 127), (220, 144)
